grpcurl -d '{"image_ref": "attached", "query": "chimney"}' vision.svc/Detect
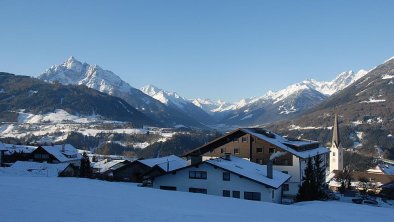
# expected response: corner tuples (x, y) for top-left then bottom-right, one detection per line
(267, 160), (273, 179)
(224, 153), (231, 161)
(189, 155), (202, 165)
(61, 144), (65, 153)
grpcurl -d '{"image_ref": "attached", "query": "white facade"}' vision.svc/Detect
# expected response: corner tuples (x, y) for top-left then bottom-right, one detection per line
(273, 155), (303, 197)
(152, 163), (283, 203)
(329, 143), (343, 173)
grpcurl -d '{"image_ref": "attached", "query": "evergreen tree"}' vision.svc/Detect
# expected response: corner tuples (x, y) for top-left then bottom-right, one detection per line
(314, 154), (328, 199)
(79, 152), (91, 178)
(296, 157), (315, 201)
(296, 155), (328, 202)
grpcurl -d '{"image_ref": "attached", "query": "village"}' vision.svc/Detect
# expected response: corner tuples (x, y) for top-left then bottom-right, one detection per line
(1, 114), (393, 206)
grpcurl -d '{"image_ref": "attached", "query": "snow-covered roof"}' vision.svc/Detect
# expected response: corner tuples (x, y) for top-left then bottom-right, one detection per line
(206, 156), (291, 189)
(185, 128), (329, 159)
(4, 161), (71, 177)
(91, 159), (128, 173)
(241, 128), (329, 159)
(39, 144), (82, 162)
(0, 142), (7, 151)
(139, 155), (187, 172)
(3, 144), (37, 154)
(379, 164), (394, 175)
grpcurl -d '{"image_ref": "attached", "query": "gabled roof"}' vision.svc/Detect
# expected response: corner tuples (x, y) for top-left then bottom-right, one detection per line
(138, 155), (187, 172)
(38, 144), (82, 162)
(3, 144), (36, 154)
(7, 161), (71, 177)
(206, 156), (291, 189)
(91, 159), (129, 173)
(184, 128), (329, 159)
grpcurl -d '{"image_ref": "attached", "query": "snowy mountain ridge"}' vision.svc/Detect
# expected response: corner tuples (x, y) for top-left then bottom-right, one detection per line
(39, 57), (209, 128)
(193, 69), (369, 114)
(140, 84), (190, 110)
(41, 56), (132, 95)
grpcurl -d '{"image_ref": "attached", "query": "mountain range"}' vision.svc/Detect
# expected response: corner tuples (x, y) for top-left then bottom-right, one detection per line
(268, 58), (394, 159)
(38, 56), (370, 127)
(1, 56), (393, 159)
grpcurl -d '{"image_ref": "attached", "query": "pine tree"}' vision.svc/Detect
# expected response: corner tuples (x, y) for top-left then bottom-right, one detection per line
(296, 155), (328, 202)
(296, 157), (315, 201)
(314, 154), (328, 199)
(79, 152), (91, 178)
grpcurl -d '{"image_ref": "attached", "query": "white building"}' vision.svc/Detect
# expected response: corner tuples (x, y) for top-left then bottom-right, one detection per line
(329, 114), (343, 173)
(184, 128), (329, 198)
(152, 155), (291, 203)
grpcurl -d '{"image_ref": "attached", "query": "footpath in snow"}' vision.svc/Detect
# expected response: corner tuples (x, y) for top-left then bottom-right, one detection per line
(0, 176), (393, 222)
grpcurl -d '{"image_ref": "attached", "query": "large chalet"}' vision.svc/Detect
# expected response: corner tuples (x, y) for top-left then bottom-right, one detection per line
(184, 128), (329, 197)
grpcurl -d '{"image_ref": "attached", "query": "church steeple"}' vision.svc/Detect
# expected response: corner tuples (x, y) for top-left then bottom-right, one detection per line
(329, 113), (343, 172)
(332, 114), (340, 148)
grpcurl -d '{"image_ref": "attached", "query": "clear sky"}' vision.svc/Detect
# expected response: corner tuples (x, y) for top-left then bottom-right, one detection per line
(1, 0), (394, 102)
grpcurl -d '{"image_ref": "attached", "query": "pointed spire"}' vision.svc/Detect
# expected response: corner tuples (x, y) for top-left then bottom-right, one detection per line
(332, 114), (340, 147)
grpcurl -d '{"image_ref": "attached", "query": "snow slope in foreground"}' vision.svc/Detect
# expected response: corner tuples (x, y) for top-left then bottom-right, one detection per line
(0, 176), (393, 222)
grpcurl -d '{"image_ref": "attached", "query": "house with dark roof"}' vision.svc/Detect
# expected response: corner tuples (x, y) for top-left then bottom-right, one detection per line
(183, 128), (329, 197)
(152, 155), (290, 203)
(31, 144), (82, 166)
(111, 155), (187, 182)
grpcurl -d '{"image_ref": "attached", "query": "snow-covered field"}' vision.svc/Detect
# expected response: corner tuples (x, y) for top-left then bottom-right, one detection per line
(0, 176), (393, 222)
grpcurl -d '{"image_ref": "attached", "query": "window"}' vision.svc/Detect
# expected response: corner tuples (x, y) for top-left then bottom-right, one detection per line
(244, 192), (261, 201)
(283, 184), (289, 191)
(189, 171), (207, 179)
(220, 148), (224, 153)
(234, 148), (240, 154)
(223, 190), (230, 197)
(233, 137), (238, 142)
(269, 148), (275, 154)
(34, 153), (49, 159)
(256, 148), (263, 153)
(232, 191), (240, 198)
(223, 172), (230, 181)
(242, 137), (247, 142)
(282, 171), (288, 174)
(333, 152), (336, 156)
(189, 188), (207, 194)
(160, 186), (177, 191)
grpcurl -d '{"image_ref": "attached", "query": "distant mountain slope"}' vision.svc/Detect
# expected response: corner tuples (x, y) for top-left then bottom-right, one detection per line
(268, 59), (394, 159)
(140, 85), (215, 124)
(0, 72), (154, 125)
(215, 69), (367, 126)
(38, 57), (206, 128)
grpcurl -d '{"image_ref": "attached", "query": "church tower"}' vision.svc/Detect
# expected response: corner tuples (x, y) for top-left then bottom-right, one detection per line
(329, 114), (343, 172)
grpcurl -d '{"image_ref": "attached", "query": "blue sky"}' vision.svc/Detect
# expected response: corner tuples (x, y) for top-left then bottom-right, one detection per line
(1, 0), (394, 101)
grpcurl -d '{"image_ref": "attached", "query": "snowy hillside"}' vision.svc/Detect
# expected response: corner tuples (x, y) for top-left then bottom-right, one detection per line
(0, 176), (392, 222)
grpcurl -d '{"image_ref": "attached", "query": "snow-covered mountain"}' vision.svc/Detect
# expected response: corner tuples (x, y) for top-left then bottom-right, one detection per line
(140, 85), (215, 124)
(210, 69), (370, 126)
(39, 57), (207, 128)
(141, 85), (190, 109)
(38, 56), (371, 127)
